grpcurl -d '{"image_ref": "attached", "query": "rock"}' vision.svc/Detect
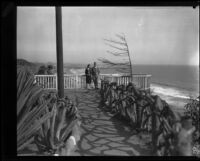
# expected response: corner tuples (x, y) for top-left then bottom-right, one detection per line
(81, 138), (91, 150)
(117, 147), (140, 156)
(108, 142), (126, 147)
(85, 134), (98, 141)
(90, 148), (101, 154)
(59, 138), (76, 156)
(154, 96), (164, 112)
(107, 137), (125, 142)
(104, 149), (129, 156)
(95, 139), (110, 144)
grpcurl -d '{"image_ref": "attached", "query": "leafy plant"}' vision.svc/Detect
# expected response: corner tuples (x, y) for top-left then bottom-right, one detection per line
(100, 80), (187, 156)
(184, 96), (199, 141)
(37, 65), (47, 75)
(184, 96), (200, 156)
(17, 66), (81, 155)
(17, 66), (52, 152)
(34, 95), (79, 155)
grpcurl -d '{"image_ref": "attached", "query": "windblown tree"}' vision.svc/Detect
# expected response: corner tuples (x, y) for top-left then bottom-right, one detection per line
(98, 33), (133, 81)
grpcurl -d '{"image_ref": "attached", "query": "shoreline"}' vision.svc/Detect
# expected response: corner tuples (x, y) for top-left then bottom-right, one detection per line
(66, 67), (197, 115)
(151, 90), (188, 115)
(150, 83), (196, 115)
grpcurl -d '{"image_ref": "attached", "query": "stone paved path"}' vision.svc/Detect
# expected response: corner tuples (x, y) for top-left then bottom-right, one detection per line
(65, 89), (152, 156)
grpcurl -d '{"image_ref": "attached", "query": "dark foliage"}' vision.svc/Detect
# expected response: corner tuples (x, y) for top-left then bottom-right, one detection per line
(184, 96), (200, 145)
(100, 80), (196, 156)
(37, 65), (47, 75)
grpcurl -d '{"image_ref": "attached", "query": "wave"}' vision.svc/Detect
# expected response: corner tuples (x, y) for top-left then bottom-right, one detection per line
(151, 83), (197, 100)
(69, 68), (124, 76)
(70, 68), (85, 75)
(151, 81), (198, 92)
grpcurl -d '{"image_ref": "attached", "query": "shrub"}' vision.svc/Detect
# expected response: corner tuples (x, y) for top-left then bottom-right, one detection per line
(184, 96), (200, 156)
(37, 65), (47, 75)
(184, 96), (200, 142)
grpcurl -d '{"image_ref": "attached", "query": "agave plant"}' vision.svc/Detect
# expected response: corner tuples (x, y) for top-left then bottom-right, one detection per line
(17, 66), (53, 152)
(17, 66), (81, 155)
(34, 95), (79, 155)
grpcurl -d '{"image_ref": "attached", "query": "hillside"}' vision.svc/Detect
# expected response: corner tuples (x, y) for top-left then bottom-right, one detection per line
(17, 59), (35, 66)
(17, 59), (39, 74)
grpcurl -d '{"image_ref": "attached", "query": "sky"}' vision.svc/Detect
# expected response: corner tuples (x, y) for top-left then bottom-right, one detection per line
(17, 7), (199, 65)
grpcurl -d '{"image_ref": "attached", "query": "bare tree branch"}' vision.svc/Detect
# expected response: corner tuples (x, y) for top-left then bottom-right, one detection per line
(104, 43), (128, 51)
(113, 62), (130, 66)
(104, 38), (127, 46)
(98, 58), (117, 66)
(117, 67), (130, 71)
(106, 50), (128, 56)
(115, 34), (125, 41)
(98, 58), (129, 66)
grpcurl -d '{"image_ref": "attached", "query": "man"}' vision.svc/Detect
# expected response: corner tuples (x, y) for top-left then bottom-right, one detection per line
(91, 62), (100, 89)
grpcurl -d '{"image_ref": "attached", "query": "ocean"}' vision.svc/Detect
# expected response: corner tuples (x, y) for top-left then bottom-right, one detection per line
(131, 65), (199, 97)
(129, 65), (199, 110)
(67, 65), (199, 109)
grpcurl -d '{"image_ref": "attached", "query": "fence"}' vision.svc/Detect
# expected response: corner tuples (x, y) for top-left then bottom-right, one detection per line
(34, 74), (151, 90)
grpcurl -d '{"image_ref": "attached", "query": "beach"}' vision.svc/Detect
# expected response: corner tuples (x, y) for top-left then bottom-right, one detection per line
(151, 83), (192, 115)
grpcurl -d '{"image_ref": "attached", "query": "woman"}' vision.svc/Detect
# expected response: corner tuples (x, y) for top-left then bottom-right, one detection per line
(85, 64), (92, 89)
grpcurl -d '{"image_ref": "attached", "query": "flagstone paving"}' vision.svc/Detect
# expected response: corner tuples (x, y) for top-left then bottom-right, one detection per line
(65, 89), (152, 156)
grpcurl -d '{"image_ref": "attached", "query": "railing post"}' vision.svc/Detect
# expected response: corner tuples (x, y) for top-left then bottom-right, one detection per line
(34, 75), (36, 84)
(56, 75), (58, 90)
(142, 76), (145, 89)
(145, 76), (147, 90)
(63, 75), (65, 89)
(47, 76), (49, 89)
(66, 75), (68, 89)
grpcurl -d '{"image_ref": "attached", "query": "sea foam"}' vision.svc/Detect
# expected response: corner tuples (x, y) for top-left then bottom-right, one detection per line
(151, 83), (195, 100)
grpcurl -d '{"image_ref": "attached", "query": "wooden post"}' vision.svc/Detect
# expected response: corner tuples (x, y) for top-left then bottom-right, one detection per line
(55, 6), (64, 98)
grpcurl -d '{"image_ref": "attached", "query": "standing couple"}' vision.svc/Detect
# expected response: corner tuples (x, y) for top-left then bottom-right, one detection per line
(85, 62), (100, 89)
